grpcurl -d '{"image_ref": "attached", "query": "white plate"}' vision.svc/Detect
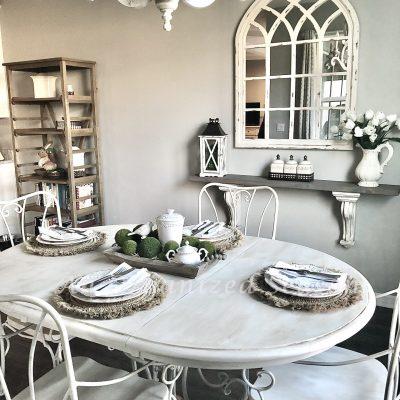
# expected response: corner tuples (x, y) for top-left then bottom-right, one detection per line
(264, 265), (346, 299)
(184, 225), (233, 242)
(264, 274), (345, 298)
(69, 272), (154, 304)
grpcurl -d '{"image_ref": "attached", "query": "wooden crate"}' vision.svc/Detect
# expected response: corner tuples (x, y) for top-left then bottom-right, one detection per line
(103, 247), (219, 279)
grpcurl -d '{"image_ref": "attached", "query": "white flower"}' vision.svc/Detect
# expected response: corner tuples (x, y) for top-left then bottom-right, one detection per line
(356, 114), (365, 123)
(370, 134), (378, 143)
(387, 114), (397, 123)
(363, 125), (376, 136)
(347, 111), (357, 121)
(354, 127), (364, 137)
(375, 111), (385, 121)
(342, 132), (353, 141)
(365, 109), (374, 120)
(345, 120), (356, 130)
(330, 125), (339, 134)
(371, 117), (380, 126)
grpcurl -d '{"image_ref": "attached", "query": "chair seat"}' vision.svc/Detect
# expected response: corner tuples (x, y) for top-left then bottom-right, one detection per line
(251, 346), (388, 400)
(13, 357), (169, 400)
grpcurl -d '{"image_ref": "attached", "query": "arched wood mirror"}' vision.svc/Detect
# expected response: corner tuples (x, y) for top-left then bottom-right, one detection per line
(235, 0), (359, 149)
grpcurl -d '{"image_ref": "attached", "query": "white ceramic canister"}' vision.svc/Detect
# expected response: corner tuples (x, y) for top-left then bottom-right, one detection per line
(156, 209), (185, 245)
(297, 155), (314, 176)
(283, 155), (298, 174)
(270, 154), (284, 174)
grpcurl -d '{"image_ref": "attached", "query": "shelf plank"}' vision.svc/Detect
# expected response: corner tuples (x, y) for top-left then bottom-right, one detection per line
(14, 128), (64, 136)
(19, 174), (69, 185)
(12, 96), (61, 104)
(68, 95), (92, 104)
(71, 128), (94, 137)
(189, 174), (400, 197)
(73, 164), (97, 170)
(25, 204), (70, 217)
(77, 205), (99, 217)
(4, 57), (95, 72)
(75, 175), (98, 185)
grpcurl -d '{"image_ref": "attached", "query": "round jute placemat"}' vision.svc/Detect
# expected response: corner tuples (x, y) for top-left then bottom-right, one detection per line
(211, 227), (244, 252)
(248, 268), (362, 312)
(25, 232), (107, 257)
(52, 272), (167, 319)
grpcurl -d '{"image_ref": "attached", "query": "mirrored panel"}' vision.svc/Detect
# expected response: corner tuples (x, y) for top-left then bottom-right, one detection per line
(236, 0), (358, 149)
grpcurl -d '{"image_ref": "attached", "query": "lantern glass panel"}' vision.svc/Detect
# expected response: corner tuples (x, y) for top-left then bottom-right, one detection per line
(204, 139), (219, 171)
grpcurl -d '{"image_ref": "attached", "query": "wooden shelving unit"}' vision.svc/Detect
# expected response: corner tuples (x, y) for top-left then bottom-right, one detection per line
(4, 57), (104, 227)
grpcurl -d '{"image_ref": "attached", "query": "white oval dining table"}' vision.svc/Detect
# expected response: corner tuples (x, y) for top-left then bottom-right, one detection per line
(0, 225), (375, 371)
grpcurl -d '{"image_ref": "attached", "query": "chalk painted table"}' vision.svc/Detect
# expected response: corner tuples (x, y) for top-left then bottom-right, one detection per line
(0, 225), (376, 399)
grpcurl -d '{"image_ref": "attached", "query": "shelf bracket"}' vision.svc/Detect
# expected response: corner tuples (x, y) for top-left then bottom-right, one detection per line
(332, 192), (360, 248)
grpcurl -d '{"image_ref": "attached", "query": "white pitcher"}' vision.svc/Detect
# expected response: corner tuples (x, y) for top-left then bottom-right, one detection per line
(355, 142), (393, 187)
(30, 75), (58, 98)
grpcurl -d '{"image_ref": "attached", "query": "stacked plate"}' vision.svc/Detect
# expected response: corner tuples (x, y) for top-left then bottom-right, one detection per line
(183, 221), (233, 243)
(264, 261), (347, 299)
(69, 263), (154, 304)
(37, 226), (95, 247)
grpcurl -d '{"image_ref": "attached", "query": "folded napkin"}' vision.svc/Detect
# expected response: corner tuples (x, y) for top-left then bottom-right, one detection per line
(39, 226), (91, 242)
(266, 261), (347, 293)
(71, 266), (152, 298)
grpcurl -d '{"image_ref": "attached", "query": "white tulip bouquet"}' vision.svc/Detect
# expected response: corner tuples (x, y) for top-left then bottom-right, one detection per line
(336, 110), (400, 149)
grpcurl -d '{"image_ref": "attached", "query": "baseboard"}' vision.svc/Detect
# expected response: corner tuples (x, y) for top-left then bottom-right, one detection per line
(376, 293), (395, 309)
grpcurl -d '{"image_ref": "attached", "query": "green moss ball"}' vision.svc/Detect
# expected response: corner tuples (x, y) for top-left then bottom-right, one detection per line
(181, 236), (200, 248)
(121, 240), (137, 256)
(138, 237), (162, 259)
(163, 240), (179, 253)
(115, 229), (131, 247)
(157, 252), (167, 261)
(198, 241), (216, 256)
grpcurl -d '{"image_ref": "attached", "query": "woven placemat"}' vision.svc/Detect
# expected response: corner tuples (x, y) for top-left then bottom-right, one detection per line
(51, 272), (167, 319)
(25, 232), (107, 257)
(248, 269), (362, 312)
(213, 227), (244, 252)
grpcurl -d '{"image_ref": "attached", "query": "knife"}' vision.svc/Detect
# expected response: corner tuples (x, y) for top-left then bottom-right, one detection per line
(191, 221), (211, 235)
(270, 266), (342, 279)
(193, 221), (215, 237)
(80, 267), (134, 289)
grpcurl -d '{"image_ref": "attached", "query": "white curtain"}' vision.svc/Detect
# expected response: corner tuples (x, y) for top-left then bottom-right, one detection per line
(299, 31), (319, 139)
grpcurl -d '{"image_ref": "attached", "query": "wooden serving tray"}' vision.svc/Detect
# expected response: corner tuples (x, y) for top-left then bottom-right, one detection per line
(103, 247), (219, 279)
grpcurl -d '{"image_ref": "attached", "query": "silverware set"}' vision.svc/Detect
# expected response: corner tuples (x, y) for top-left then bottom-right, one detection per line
(191, 221), (222, 236)
(80, 265), (133, 289)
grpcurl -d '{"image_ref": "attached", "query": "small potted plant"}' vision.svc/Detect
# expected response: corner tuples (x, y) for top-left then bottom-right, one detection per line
(337, 110), (400, 187)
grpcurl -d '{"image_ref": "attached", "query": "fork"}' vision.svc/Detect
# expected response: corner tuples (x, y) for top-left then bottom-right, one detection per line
(80, 265), (130, 289)
(53, 226), (87, 238)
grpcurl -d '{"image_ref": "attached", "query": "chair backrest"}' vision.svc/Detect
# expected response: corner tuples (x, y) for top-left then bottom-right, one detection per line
(384, 285), (400, 400)
(198, 183), (279, 239)
(0, 191), (62, 246)
(0, 295), (79, 400)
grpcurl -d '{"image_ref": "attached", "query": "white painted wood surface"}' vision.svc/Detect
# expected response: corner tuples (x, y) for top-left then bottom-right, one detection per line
(0, 225), (375, 369)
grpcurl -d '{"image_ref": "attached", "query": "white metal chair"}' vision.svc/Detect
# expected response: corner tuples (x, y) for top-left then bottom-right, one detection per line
(0, 295), (169, 400)
(250, 287), (400, 400)
(0, 190), (62, 247)
(198, 183), (279, 239)
(0, 191), (63, 384)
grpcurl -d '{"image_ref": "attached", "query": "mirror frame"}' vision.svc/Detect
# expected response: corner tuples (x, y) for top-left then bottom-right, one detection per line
(235, 0), (360, 150)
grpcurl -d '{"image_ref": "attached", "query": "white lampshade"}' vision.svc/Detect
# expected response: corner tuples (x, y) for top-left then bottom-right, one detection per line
(0, 151), (4, 161)
(183, 0), (216, 7)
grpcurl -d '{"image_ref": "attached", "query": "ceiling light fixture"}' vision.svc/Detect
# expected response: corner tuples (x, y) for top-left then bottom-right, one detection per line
(115, 0), (246, 31)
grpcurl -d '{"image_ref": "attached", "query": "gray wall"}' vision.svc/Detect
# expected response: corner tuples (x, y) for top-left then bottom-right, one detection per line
(0, 0), (399, 292)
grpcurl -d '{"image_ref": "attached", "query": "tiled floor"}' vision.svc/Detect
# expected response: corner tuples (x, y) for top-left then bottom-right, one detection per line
(0, 307), (392, 399)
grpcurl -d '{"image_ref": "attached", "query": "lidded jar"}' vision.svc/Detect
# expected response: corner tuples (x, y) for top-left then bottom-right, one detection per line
(297, 155), (314, 176)
(156, 209), (185, 245)
(270, 154), (284, 174)
(283, 155), (298, 174)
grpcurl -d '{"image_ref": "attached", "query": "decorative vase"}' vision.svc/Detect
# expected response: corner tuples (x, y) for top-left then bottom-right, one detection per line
(355, 142), (394, 187)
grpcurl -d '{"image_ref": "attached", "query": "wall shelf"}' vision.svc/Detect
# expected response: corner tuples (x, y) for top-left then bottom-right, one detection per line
(190, 174), (400, 248)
